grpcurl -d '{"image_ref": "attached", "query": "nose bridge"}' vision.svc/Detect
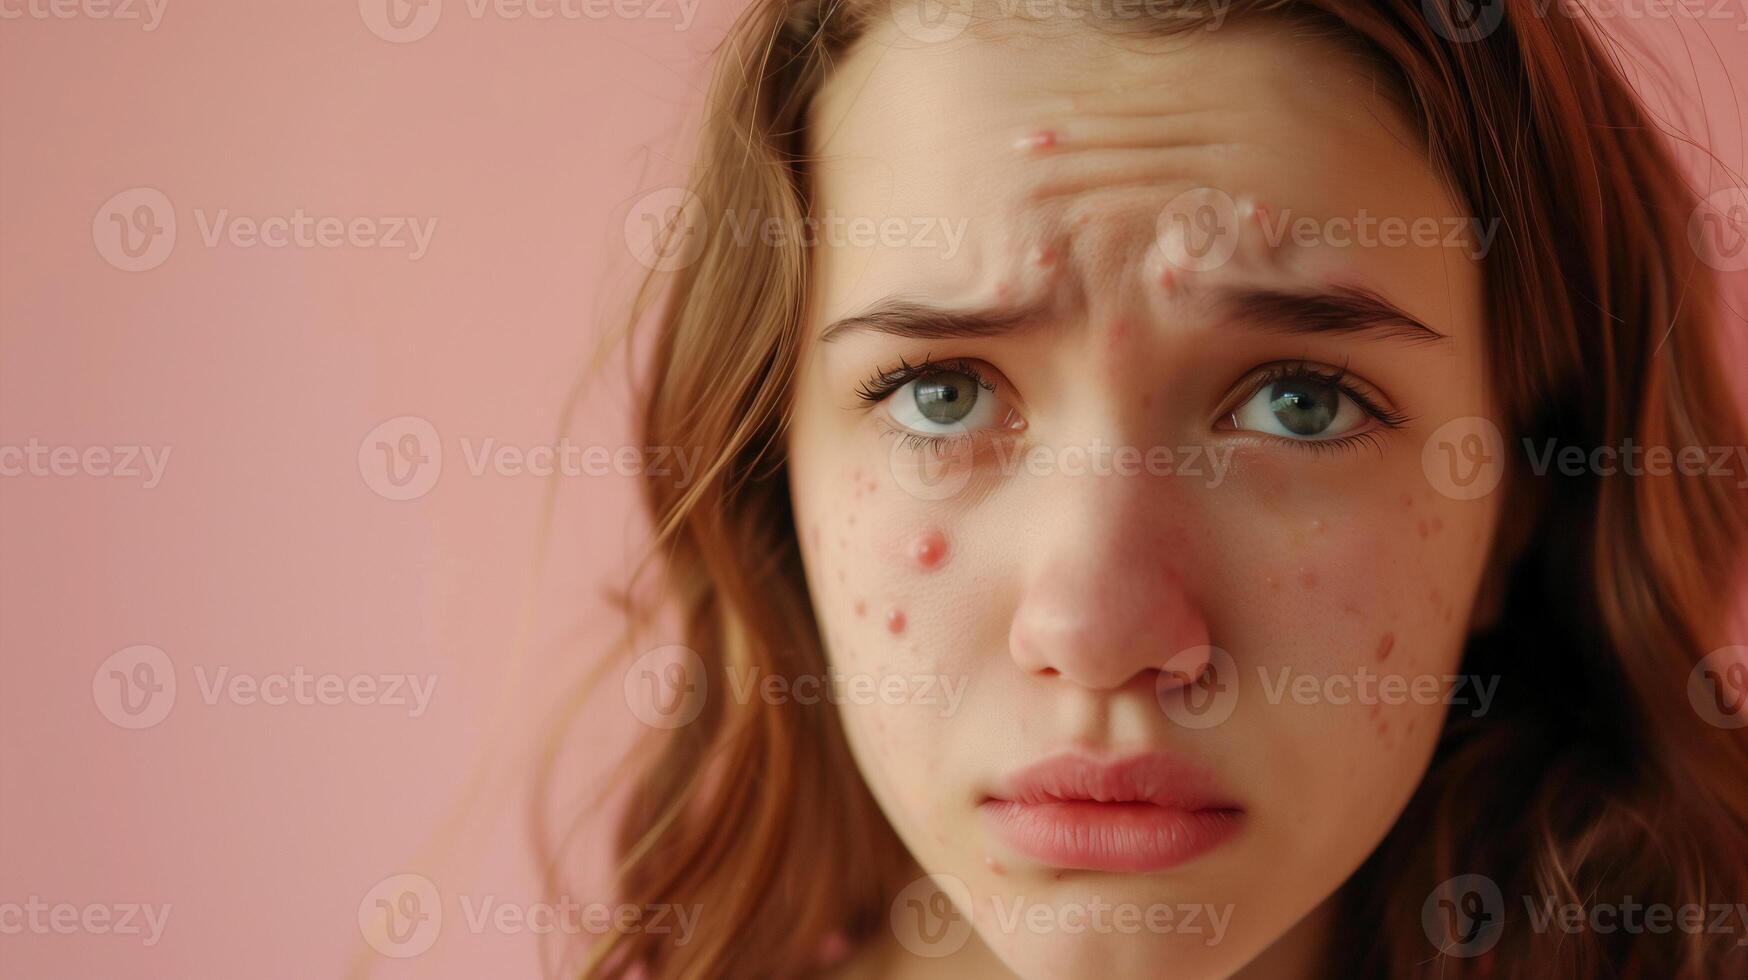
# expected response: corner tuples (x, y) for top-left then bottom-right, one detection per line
(1006, 447), (1211, 691)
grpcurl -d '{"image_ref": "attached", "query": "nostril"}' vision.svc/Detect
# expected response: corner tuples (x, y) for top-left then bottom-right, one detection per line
(1156, 660), (1209, 692)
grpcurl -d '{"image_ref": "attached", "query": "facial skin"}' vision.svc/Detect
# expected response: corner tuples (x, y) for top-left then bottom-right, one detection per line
(786, 14), (1500, 980)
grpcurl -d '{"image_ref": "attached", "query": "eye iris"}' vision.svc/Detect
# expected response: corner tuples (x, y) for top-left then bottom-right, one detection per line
(1268, 380), (1338, 436)
(913, 373), (978, 424)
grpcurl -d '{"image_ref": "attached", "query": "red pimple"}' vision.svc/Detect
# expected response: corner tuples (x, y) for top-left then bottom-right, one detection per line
(911, 529), (949, 570)
(854, 598), (866, 617)
(1158, 266), (1178, 293)
(1017, 130), (1057, 151)
(1377, 632), (1395, 662)
(1299, 569), (1318, 590)
(1032, 244), (1057, 267)
(886, 608), (907, 635)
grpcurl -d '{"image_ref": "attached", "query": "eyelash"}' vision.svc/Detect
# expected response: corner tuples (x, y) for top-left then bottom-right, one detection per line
(1224, 360), (1413, 455)
(854, 357), (1412, 456)
(857, 355), (1000, 456)
(855, 354), (994, 403)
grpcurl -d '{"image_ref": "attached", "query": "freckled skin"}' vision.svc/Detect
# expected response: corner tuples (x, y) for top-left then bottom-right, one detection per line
(788, 17), (1498, 980)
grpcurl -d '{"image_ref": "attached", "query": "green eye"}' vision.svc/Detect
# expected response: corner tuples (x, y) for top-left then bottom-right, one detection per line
(1267, 380), (1341, 436)
(881, 364), (1007, 437)
(912, 372), (981, 425)
(1228, 368), (1377, 442)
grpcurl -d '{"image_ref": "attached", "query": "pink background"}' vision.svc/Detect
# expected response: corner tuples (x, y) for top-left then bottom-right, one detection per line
(1, 3), (1743, 978)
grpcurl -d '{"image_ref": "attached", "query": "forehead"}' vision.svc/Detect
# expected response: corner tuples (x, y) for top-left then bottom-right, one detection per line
(805, 18), (1474, 335)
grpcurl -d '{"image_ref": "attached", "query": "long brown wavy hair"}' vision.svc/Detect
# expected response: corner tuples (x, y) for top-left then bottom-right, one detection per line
(542, 1), (1748, 977)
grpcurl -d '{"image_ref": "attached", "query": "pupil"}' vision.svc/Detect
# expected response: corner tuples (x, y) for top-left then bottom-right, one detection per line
(1269, 380), (1338, 436)
(915, 373), (977, 424)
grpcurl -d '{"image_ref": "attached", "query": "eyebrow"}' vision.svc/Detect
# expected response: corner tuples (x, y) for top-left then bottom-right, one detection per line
(819, 284), (1449, 346)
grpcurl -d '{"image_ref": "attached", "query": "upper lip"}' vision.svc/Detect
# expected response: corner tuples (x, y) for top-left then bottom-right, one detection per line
(984, 751), (1241, 812)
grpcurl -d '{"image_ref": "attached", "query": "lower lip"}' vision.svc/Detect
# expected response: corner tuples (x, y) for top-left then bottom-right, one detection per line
(980, 800), (1244, 873)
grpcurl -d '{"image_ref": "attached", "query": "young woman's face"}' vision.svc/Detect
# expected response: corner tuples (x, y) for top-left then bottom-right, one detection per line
(787, 17), (1500, 979)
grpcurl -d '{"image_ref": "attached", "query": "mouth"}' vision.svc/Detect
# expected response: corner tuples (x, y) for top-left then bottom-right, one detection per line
(979, 751), (1246, 873)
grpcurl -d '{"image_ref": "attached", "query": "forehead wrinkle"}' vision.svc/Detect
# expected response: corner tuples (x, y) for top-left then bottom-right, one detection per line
(1019, 142), (1267, 206)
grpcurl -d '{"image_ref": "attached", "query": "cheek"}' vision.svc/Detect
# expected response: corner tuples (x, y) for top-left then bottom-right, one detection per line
(1203, 463), (1497, 850)
(793, 461), (982, 824)
(798, 459), (984, 664)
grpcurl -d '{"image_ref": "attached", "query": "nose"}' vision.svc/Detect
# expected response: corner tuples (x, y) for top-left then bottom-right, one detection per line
(1007, 477), (1212, 692)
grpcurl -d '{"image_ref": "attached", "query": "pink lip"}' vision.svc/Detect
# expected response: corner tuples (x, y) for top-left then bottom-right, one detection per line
(979, 752), (1245, 873)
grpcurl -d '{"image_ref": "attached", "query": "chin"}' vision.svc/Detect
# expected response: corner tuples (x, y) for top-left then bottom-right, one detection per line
(977, 927), (1255, 980)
